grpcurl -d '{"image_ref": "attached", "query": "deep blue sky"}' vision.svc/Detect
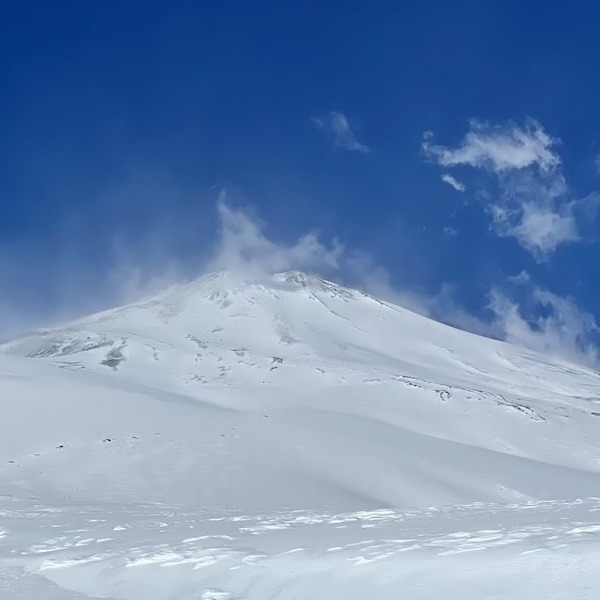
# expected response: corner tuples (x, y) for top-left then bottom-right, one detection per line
(1, 1), (600, 362)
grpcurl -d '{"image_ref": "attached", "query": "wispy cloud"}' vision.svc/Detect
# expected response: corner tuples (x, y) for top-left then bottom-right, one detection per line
(345, 242), (599, 366)
(312, 111), (371, 153)
(423, 119), (597, 261)
(207, 193), (344, 278)
(423, 119), (559, 173)
(441, 173), (466, 192)
(443, 226), (458, 236)
(506, 270), (531, 285)
(489, 286), (599, 367)
(343, 252), (493, 337)
(487, 195), (579, 260)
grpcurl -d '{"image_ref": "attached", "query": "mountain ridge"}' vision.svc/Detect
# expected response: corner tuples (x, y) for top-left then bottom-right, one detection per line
(2, 270), (600, 511)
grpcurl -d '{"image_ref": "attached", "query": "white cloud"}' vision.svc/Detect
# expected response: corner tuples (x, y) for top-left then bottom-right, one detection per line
(312, 111), (371, 153)
(488, 168), (582, 261)
(506, 270), (531, 285)
(443, 226), (458, 236)
(207, 193), (344, 279)
(489, 287), (599, 367)
(489, 200), (579, 261)
(423, 119), (595, 260)
(441, 174), (466, 192)
(423, 119), (560, 173)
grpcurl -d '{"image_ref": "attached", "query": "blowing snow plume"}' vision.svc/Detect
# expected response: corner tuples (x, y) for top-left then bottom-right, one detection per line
(2, 189), (598, 371)
(206, 194), (344, 281)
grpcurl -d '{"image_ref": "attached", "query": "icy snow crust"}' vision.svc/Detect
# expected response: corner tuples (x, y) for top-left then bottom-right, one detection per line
(2, 271), (600, 598)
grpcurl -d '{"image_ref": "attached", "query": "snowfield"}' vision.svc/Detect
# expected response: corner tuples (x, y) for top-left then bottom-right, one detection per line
(1, 271), (600, 598)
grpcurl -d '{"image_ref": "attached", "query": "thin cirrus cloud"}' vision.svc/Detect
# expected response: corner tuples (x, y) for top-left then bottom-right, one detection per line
(441, 173), (466, 192)
(311, 111), (371, 153)
(422, 119), (597, 262)
(422, 119), (560, 172)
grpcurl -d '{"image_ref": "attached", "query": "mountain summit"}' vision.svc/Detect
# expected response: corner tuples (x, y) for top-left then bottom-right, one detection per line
(2, 270), (600, 509)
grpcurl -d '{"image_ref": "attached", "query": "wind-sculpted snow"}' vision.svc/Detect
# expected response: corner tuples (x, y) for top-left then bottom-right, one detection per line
(2, 272), (600, 597)
(1, 497), (600, 599)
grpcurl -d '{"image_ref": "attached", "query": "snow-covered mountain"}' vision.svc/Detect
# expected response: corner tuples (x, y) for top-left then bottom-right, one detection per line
(2, 271), (600, 598)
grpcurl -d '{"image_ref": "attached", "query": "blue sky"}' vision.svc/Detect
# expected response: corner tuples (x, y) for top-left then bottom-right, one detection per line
(1, 1), (600, 364)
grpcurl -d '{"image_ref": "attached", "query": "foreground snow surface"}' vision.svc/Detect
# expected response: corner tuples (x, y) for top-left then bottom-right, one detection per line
(2, 497), (600, 599)
(2, 272), (600, 598)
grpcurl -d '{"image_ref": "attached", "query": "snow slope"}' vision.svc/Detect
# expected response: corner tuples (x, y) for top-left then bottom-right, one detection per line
(2, 271), (600, 598)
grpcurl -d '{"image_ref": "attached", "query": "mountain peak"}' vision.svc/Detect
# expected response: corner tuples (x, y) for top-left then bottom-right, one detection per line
(274, 270), (327, 286)
(137, 270), (360, 311)
(3, 264), (600, 525)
